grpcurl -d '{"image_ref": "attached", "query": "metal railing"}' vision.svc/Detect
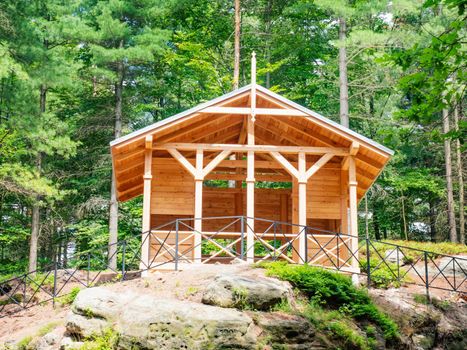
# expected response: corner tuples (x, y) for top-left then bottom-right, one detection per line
(1, 216), (465, 318)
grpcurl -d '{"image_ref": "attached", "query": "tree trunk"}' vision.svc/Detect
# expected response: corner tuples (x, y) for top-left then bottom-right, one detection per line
(453, 105), (465, 244)
(264, 0), (272, 88)
(338, 17), (349, 128)
(372, 206), (381, 240)
(364, 194), (369, 239)
(400, 189), (408, 240)
(233, 0), (241, 90)
(442, 108), (457, 242)
(108, 43), (124, 270)
(429, 199), (437, 242)
(29, 84), (46, 273)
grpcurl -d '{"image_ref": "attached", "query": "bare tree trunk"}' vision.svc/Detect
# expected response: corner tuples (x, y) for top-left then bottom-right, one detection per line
(29, 84), (46, 273)
(429, 200), (437, 242)
(454, 105), (465, 244)
(442, 108), (457, 242)
(264, 0), (272, 88)
(400, 189), (408, 240)
(338, 17), (349, 128)
(372, 205), (381, 240)
(364, 194), (369, 239)
(108, 43), (124, 270)
(233, 0), (241, 90)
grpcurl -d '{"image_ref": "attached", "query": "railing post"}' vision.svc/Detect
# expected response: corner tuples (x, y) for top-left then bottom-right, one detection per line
(121, 241), (126, 281)
(336, 234), (340, 269)
(175, 219), (179, 271)
(23, 275), (27, 308)
(366, 237), (371, 288)
(396, 247), (400, 282)
(424, 251), (430, 301)
(304, 227), (308, 263)
(240, 216), (245, 260)
(87, 253), (90, 287)
(52, 260), (58, 307)
(453, 258), (456, 290)
(273, 222), (277, 260)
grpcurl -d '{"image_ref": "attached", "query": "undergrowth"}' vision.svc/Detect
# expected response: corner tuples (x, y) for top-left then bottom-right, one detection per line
(80, 329), (119, 350)
(258, 261), (399, 349)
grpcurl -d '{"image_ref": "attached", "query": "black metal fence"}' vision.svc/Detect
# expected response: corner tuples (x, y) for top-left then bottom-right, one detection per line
(1, 216), (465, 318)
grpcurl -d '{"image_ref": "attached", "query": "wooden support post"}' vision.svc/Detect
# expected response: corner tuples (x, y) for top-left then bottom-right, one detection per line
(246, 52), (256, 262)
(298, 152), (307, 263)
(348, 156), (359, 275)
(194, 149), (203, 263)
(291, 179), (299, 261)
(141, 135), (153, 272)
(340, 169), (349, 234)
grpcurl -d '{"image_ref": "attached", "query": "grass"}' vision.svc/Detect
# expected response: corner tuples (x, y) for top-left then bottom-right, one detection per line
(56, 287), (81, 306)
(37, 321), (60, 336)
(258, 261), (400, 349)
(16, 336), (33, 350)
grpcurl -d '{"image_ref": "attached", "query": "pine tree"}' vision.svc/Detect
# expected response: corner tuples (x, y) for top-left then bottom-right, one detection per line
(75, 0), (169, 269)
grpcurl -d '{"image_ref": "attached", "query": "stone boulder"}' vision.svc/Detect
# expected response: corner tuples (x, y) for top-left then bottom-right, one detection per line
(385, 249), (405, 264)
(437, 256), (467, 277)
(255, 312), (324, 349)
(68, 287), (256, 350)
(202, 274), (291, 310)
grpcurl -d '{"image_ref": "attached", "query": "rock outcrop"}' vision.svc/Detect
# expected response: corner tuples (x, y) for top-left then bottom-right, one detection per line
(68, 287), (256, 350)
(201, 274), (291, 310)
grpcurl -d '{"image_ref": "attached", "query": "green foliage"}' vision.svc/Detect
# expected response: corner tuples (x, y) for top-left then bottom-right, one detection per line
(16, 336), (33, 350)
(260, 262), (399, 342)
(80, 328), (119, 350)
(57, 287), (81, 306)
(0, 0), (465, 284)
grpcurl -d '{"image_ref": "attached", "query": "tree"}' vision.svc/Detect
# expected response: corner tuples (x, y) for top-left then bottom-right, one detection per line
(76, 0), (169, 269)
(233, 0), (241, 89)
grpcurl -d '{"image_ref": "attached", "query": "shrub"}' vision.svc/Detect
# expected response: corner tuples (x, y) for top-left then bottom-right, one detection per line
(259, 262), (399, 341)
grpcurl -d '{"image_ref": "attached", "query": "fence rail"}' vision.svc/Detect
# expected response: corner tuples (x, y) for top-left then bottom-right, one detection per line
(1, 216), (465, 318)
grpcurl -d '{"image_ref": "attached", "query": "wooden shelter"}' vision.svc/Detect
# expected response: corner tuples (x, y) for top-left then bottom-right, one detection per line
(110, 54), (393, 271)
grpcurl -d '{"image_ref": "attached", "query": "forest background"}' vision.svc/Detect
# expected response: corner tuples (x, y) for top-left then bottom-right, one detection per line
(0, 0), (465, 274)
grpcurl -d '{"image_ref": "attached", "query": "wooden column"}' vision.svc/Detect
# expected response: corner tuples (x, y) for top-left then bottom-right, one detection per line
(246, 116), (255, 262)
(297, 152), (307, 262)
(141, 135), (153, 271)
(194, 149), (204, 263)
(246, 52), (256, 262)
(348, 156), (359, 271)
(291, 179), (299, 261)
(340, 169), (349, 234)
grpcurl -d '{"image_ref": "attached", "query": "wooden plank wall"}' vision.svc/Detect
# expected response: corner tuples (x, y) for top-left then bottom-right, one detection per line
(151, 158), (195, 216)
(149, 157), (342, 231)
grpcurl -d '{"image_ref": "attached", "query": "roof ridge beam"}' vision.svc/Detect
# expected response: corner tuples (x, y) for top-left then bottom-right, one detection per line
(200, 106), (308, 117)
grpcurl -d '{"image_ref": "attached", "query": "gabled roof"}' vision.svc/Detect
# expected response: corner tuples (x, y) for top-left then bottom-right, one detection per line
(110, 84), (393, 156)
(111, 84), (393, 202)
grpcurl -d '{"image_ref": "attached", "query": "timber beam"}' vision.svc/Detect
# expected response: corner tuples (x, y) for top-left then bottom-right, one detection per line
(200, 106), (308, 117)
(154, 143), (349, 156)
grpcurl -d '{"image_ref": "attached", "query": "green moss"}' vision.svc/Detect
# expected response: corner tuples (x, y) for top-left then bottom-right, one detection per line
(232, 286), (251, 309)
